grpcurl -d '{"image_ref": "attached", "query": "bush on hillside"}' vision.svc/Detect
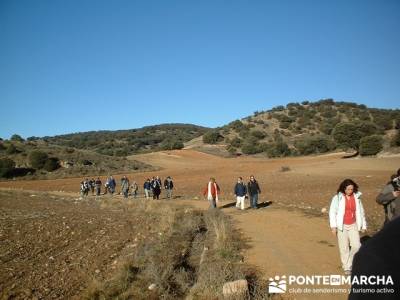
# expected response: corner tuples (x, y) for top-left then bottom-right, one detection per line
(202, 131), (222, 144)
(43, 157), (61, 172)
(0, 158), (16, 177)
(391, 130), (400, 147)
(250, 130), (266, 140)
(229, 137), (242, 148)
(6, 144), (19, 155)
(294, 135), (335, 155)
(10, 134), (24, 142)
(29, 150), (49, 169)
(359, 135), (383, 156)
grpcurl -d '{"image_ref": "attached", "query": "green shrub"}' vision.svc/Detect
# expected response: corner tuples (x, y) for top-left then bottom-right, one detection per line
(6, 144), (18, 155)
(391, 130), (400, 147)
(43, 157), (60, 172)
(29, 150), (49, 169)
(265, 141), (291, 157)
(230, 137), (242, 148)
(250, 130), (266, 140)
(0, 158), (16, 177)
(295, 135), (335, 155)
(202, 131), (222, 144)
(333, 123), (361, 150)
(10, 134), (24, 142)
(359, 135), (383, 156)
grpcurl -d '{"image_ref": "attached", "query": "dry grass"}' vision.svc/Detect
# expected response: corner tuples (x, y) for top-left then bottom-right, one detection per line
(82, 201), (265, 299)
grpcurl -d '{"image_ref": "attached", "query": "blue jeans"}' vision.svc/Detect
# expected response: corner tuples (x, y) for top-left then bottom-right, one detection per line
(250, 194), (258, 208)
(209, 198), (217, 209)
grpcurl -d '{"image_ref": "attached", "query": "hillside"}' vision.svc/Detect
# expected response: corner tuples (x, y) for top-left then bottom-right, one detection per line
(203, 99), (400, 157)
(40, 123), (210, 156)
(0, 140), (153, 180)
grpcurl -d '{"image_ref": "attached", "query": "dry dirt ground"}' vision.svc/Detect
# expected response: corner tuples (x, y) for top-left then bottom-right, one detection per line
(1, 150), (400, 299)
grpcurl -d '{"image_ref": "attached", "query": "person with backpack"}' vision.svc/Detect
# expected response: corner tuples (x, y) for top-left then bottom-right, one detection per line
(121, 175), (130, 198)
(329, 179), (367, 275)
(203, 177), (220, 209)
(130, 181), (138, 198)
(95, 177), (102, 196)
(152, 176), (162, 200)
(164, 176), (174, 199)
(143, 178), (151, 199)
(247, 175), (261, 209)
(376, 168), (400, 225)
(234, 177), (247, 210)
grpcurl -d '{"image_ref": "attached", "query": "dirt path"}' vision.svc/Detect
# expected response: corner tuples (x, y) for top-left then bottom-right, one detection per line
(176, 197), (346, 299)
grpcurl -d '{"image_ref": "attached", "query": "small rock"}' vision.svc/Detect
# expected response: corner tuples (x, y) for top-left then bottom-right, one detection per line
(95, 269), (100, 274)
(321, 207), (327, 214)
(148, 283), (157, 291)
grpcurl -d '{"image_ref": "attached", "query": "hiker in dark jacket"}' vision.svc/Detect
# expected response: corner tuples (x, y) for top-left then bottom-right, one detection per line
(234, 177), (247, 210)
(143, 179), (151, 199)
(120, 175), (130, 198)
(95, 177), (102, 196)
(164, 176), (174, 199)
(89, 178), (95, 195)
(107, 176), (116, 194)
(247, 175), (261, 209)
(152, 176), (162, 200)
(376, 168), (400, 225)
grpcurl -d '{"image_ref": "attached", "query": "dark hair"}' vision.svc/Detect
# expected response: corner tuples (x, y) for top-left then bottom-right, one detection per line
(337, 179), (359, 194)
(397, 168), (400, 176)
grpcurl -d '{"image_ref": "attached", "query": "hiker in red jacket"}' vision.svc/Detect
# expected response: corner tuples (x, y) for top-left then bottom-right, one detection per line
(203, 177), (220, 209)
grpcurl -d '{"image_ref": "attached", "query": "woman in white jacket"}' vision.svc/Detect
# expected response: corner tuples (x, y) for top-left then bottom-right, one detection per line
(329, 179), (367, 275)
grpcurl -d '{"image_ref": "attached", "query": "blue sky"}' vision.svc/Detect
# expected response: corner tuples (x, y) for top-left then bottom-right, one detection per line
(0, 0), (399, 139)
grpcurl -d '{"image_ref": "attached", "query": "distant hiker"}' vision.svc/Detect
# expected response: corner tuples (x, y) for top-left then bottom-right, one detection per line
(247, 175), (261, 209)
(143, 178), (151, 199)
(107, 175), (116, 194)
(234, 177), (247, 210)
(203, 177), (220, 209)
(95, 177), (102, 196)
(164, 176), (174, 199)
(121, 175), (130, 198)
(80, 179), (90, 197)
(104, 181), (109, 195)
(329, 179), (367, 275)
(376, 168), (400, 225)
(130, 181), (138, 198)
(152, 176), (162, 200)
(89, 178), (95, 195)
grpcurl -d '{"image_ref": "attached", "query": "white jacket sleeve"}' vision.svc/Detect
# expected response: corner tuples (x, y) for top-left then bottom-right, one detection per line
(329, 194), (338, 228)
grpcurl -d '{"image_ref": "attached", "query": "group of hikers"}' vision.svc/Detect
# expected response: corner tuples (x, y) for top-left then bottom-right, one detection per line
(328, 168), (400, 277)
(78, 168), (400, 279)
(79, 175), (174, 199)
(202, 175), (261, 209)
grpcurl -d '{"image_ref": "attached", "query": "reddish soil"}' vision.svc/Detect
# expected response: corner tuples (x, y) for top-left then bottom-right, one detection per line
(1, 150), (399, 299)
(0, 190), (161, 299)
